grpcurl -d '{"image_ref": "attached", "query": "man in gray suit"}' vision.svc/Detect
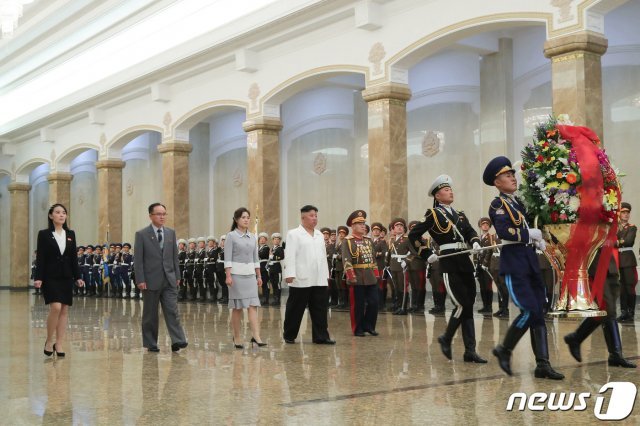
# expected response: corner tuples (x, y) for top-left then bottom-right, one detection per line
(135, 203), (188, 353)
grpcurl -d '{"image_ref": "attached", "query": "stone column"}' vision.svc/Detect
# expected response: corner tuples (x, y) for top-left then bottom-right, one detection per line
(480, 38), (513, 208)
(544, 31), (608, 139)
(158, 142), (193, 238)
(47, 172), (73, 224)
(242, 117), (282, 234)
(8, 182), (31, 288)
(96, 159), (125, 243)
(362, 82), (411, 223)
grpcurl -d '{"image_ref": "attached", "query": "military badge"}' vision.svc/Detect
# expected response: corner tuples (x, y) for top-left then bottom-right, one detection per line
(496, 208), (505, 215)
(508, 228), (516, 235)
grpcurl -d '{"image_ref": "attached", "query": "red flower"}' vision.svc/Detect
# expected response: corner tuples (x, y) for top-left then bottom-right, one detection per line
(550, 211), (559, 223)
(536, 155), (544, 162)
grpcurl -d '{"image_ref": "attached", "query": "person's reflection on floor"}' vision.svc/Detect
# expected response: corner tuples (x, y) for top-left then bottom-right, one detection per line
(42, 360), (73, 424)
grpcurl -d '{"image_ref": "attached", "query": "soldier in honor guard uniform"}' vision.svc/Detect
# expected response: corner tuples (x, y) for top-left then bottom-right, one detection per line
(31, 250), (40, 295)
(110, 243), (123, 297)
(321, 227), (337, 306)
(76, 246), (86, 296)
(426, 238), (447, 315)
(106, 243), (117, 297)
(269, 233), (285, 306)
(258, 232), (271, 305)
(387, 219), (411, 314)
(408, 175), (487, 364)
(342, 210), (379, 336)
(334, 226), (349, 309)
(120, 243), (133, 299)
(617, 202), (637, 322)
(476, 218), (495, 314)
(83, 245), (96, 296)
(177, 239), (188, 301)
(216, 235), (229, 304)
(195, 237), (207, 301)
(563, 245), (636, 368)
(408, 221), (428, 313)
(371, 223), (389, 311)
(483, 157), (563, 379)
(205, 236), (218, 303)
(185, 238), (197, 301)
(92, 245), (104, 297)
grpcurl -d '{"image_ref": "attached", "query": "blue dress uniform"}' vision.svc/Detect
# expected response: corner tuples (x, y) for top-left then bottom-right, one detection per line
(92, 247), (104, 297)
(177, 239), (188, 301)
(83, 245), (96, 296)
(269, 233), (285, 306)
(205, 237), (218, 303)
(119, 243), (133, 298)
(258, 233), (271, 304)
(76, 246), (86, 296)
(408, 175), (486, 364)
(483, 156), (563, 380)
(216, 235), (229, 304)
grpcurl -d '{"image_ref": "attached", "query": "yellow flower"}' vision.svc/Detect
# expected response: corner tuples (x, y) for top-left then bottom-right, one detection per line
(604, 189), (618, 206)
(546, 182), (560, 189)
(559, 182), (570, 190)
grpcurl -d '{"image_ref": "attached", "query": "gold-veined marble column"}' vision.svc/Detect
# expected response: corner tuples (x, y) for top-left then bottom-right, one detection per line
(47, 172), (73, 225)
(362, 83), (411, 224)
(544, 31), (608, 139)
(243, 117), (282, 234)
(96, 159), (125, 244)
(8, 182), (31, 287)
(158, 142), (193, 238)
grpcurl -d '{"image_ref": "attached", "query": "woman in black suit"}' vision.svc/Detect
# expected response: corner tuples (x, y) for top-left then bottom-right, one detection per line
(33, 204), (84, 357)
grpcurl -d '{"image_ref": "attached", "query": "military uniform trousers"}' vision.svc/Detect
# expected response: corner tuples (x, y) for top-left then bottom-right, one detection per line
(440, 257), (477, 320)
(503, 270), (546, 329)
(349, 284), (379, 334)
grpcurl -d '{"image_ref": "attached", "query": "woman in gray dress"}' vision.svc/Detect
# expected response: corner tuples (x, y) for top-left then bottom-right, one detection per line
(225, 207), (267, 348)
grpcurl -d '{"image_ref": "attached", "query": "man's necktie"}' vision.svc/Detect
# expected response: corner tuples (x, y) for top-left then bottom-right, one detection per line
(157, 229), (164, 250)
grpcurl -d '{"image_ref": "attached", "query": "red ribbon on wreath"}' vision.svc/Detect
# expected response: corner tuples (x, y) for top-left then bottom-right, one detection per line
(556, 125), (618, 309)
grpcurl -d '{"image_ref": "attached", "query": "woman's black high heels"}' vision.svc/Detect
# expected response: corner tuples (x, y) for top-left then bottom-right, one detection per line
(53, 343), (65, 358)
(44, 341), (53, 357)
(251, 337), (267, 347)
(232, 338), (243, 349)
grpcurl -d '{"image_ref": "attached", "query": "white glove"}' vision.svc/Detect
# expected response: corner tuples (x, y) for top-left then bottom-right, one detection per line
(400, 260), (407, 270)
(427, 253), (438, 264)
(535, 239), (547, 251)
(471, 242), (481, 254)
(528, 228), (542, 242)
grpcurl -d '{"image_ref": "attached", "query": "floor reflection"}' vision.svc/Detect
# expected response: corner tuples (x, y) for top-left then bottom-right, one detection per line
(0, 292), (638, 424)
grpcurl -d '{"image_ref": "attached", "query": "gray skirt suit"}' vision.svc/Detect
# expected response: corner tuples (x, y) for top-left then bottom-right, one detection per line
(224, 229), (261, 309)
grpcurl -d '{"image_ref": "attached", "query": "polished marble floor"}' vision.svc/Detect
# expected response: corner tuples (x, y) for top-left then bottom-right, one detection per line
(0, 290), (638, 425)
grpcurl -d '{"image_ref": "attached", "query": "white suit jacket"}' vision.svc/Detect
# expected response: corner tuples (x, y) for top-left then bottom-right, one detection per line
(284, 225), (329, 288)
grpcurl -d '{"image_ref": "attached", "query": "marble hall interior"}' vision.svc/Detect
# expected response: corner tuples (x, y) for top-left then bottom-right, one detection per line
(1, 0), (639, 424)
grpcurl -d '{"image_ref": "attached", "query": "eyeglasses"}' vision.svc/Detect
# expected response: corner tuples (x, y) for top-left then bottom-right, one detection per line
(151, 213), (168, 217)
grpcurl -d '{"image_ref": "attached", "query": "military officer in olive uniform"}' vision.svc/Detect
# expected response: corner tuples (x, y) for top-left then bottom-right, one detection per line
(476, 218), (495, 314)
(408, 220), (428, 313)
(387, 218), (411, 314)
(483, 157), (563, 379)
(269, 233), (285, 306)
(408, 175), (487, 364)
(334, 226), (349, 309)
(258, 232), (271, 304)
(342, 210), (379, 336)
(371, 223), (389, 311)
(205, 236), (218, 303)
(617, 202), (637, 322)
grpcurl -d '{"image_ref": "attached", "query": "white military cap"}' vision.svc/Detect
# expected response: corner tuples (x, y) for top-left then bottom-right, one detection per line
(188, 237), (196, 244)
(197, 237), (206, 243)
(258, 232), (269, 239)
(178, 239), (187, 245)
(428, 174), (453, 197)
(220, 235), (226, 241)
(207, 236), (216, 242)
(271, 232), (281, 239)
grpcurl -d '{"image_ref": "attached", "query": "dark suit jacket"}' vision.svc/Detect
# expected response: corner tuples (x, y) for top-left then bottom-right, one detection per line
(134, 225), (181, 290)
(34, 228), (80, 282)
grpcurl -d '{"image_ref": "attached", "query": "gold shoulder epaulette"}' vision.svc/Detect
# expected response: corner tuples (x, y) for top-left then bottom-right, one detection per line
(345, 235), (354, 240)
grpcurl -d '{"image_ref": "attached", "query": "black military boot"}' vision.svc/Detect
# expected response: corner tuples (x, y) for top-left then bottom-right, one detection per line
(200, 284), (207, 302)
(530, 326), (564, 380)
(220, 285), (229, 304)
(407, 288), (418, 313)
(625, 294), (636, 322)
(563, 317), (601, 362)
(437, 313), (462, 360)
(429, 291), (445, 315)
(493, 323), (529, 375)
(378, 288), (386, 312)
(461, 318), (487, 363)
(211, 286), (218, 304)
(394, 292), (408, 315)
(602, 319), (636, 368)
(416, 289), (427, 313)
(271, 288), (281, 306)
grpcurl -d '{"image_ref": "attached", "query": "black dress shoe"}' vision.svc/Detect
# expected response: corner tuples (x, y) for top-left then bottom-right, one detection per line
(313, 339), (336, 345)
(354, 331), (366, 337)
(364, 330), (379, 336)
(171, 342), (188, 352)
(284, 338), (295, 344)
(147, 347), (160, 352)
(463, 351), (488, 363)
(438, 335), (452, 360)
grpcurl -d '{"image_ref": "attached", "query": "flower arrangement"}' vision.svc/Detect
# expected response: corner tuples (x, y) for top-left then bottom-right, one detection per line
(519, 115), (620, 225)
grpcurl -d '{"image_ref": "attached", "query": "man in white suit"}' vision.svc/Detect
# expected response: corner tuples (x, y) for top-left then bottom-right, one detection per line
(283, 205), (335, 345)
(134, 203), (188, 353)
